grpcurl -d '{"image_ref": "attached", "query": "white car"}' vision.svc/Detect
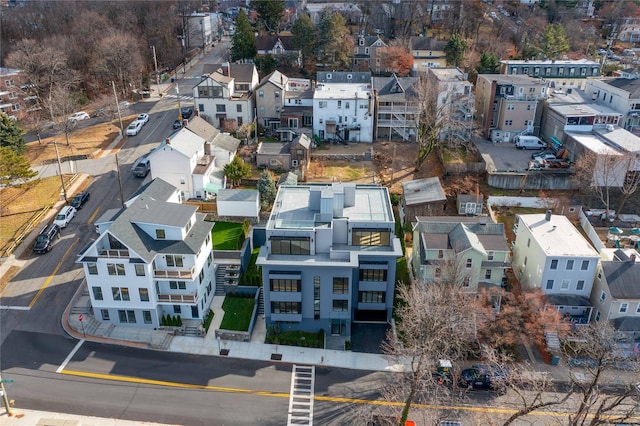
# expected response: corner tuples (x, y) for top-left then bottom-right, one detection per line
(68, 112), (90, 122)
(53, 206), (76, 228)
(137, 113), (149, 125)
(126, 121), (143, 136)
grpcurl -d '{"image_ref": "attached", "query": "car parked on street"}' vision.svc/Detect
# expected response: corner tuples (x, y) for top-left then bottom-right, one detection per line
(181, 107), (194, 120)
(70, 191), (90, 209)
(68, 111), (90, 122)
(33, 224), (60, 254)
(459, 365), (510, 391)
(137, 113), (149, 125)
(173, 119), (183, 130)
(53, 206), (76, 228)
(126, 120), (143, 136)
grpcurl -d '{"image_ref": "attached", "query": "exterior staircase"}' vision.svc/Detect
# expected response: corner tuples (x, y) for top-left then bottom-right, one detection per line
(257, 287), (264, 316)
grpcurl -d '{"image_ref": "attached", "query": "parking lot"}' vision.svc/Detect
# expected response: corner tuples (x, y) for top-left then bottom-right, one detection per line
(473, 136), (537, 172)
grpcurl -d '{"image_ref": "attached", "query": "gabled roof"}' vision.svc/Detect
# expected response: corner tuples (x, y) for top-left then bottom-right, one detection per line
(185, 115), (220, 142)
(256, 35), (298, 51)
(410, 36), (446, 51)
(291, 133), (311, 150)
(602, 76), (640, 99)
(416, 220), (508, 253)
(127, 178), (178, 204)
(278, 172), (298, 186)
(458, 194), (484, 204)
(448, 223), (487, 255)
(402, 177), (446, 206)
(210, 132), (241, 153)
(601, 260), (640, 299)
(207, 63), (256, 84)
(373, 75), (421, 102)
(210, 71), (234, 85)
(258, 70), (288, 90)
(355, 35), (386, 47)
(155, 128), (206, 159)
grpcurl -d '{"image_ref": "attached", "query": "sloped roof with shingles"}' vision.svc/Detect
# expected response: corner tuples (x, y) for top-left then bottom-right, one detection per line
(159, 128), (206, 159)
(185, 115), (220, 142)
(410, 36), (446, 51)
(292, 133), (311, 150)
(602, 261), (640, 299)
(256, 35), (297, 51)
(210, 132), (241, 153)
(373, 75), (421, 102)
(417, 221), (508, 253)
(258, 70), (288, 90)
(605, 77), (640, 99)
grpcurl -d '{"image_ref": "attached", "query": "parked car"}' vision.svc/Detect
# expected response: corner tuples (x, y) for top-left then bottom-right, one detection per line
(126, 120), (143, 136)
(68, 111), (90, 122)
(132, 158), (151, 178)
(533, 153), (557, 161)
(53, 206), (76, 228)
(459, 365), (510, 391)
(531, 150), (557, 159)
(173, 119), (183, 130)
(33, 224), (60, 254)
(137, 113), (149, 125)
(181, 107), (194, 120)
(70, 191), (90, 209)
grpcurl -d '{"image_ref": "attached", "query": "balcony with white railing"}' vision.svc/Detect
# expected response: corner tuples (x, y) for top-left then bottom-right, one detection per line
(153, 265), (196, 280)
(98, 249), (130, 258)
(157, 292), (197, 303)
(377, 105), (420, 114)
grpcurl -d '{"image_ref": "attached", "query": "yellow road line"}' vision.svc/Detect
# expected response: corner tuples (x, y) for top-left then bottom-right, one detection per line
(88, 207), (102, 224)
(29, 240), (78, 307)
(59, 370), (640, 422)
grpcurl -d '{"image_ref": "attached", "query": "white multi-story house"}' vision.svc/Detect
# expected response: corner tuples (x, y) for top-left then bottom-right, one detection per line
(256, 183), (403, 337)
(428, 67), (474, 142)
(584, 71), (640, 134)
(148, 116), (241, 199)
(512, 211), (600, 320)
(78, 178), (216, 329)
(194, 63), (259, 130)
(411, 216), (511, 292)
(313, 72), (375, 143)
(372, 74), (420, 142)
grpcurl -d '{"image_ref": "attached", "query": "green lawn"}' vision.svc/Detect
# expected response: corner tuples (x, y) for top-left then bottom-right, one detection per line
(212, 222), (244, 250)
(220, 296), (255, 331)
(265, 330), (324, 348)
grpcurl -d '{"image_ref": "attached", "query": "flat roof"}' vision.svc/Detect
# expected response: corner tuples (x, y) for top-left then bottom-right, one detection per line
(518, 214), (599, 257)
(565, 131), (622, 155)
(548, 103), (621, 116)
(429, 67), (466, 82)
(314, 82), (372, 100)
(593, 127), (640, 152)
(501, 59), (600, 66)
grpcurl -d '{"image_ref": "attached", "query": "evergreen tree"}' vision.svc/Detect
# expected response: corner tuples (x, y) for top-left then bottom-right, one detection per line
(223, 155), (252, 187)
(291, 13), (316, 65)
(444, 34), (468, 68)
(315, 10), (353, 69)
(0, 147), (37, 186)
(231, 9), (257, 62)
(0, 112), (26, 155)
(252, 0), (285, 34)
(257, 170), (277, 208)
(476, 52), (499, 74)
(541, 24), (570, 59)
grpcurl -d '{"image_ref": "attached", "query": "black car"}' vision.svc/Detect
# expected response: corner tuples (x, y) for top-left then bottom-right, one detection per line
(181, 107), (193, 120)
(70, 191), (90, 209)
(33, 224), (60, 254)
(173, 119), (182, 130)
(459, 365), (510, 391)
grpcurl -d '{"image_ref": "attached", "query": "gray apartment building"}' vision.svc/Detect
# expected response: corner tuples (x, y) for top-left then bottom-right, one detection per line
(256, 183), (403, 337)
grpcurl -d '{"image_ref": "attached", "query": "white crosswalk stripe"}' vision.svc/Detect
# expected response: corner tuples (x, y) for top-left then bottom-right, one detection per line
(287, 365), (315, 426)
(165, 94), (194, 101)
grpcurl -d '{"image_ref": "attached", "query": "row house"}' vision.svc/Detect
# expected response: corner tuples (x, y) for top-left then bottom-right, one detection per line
(353, 34), (388, 75)
(256, 183), (403, 337)
(194, 63), (259, 131)
(475, 74), (548, 143)
(279, 78), (314, 142)
(618, 17), (640, 43)
(256, 35), (302, 68)
(499, 59), (600, 90)
(79, 178), (216, 329)
(410, 36), (447, 74)
(541, 102), (622, 148)
(256, 70), (288, 134)
(584, 71), (640, 134)
(372, 74), (420, 142)
(313, 72), (375, 143)
(428, 67), (474, 143)
(411, 216), (511, 292)
(512, 212), (599, 322)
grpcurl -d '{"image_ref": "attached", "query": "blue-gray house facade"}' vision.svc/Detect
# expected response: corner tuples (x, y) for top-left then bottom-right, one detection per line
(256, 183), (403, 337)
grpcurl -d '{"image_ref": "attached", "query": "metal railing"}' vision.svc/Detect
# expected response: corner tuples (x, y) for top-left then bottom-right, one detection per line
(98, 249), (130, 258)
(154, 266), (196, 279)
(157, 292), (197, 303)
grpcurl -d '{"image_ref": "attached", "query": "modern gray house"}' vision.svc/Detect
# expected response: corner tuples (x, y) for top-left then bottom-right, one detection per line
(256, 183), (403, 337)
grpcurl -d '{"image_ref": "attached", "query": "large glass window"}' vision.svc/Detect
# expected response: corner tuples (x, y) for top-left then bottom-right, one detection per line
(352, 229), (390, 246)
(139, 288), (149, 302)
(359, 269), (387, 281)
(92, 286), (103, 300)
(87, 263), (98, 275)
(135, 264), (145, 276)
(271, 237), (310, 255)
(358, 291), (385, 303)
(118, 310), (136, 323)
(107, 263), (125, 276)
(169, 281), (187, 290)
(332, 277), (349, 294)
(271, 301), (301, 314)
(166, 255), (184, 267)
(112, 287), (130, 301)
(332, 300), (348, 311)
(270, 278), (301, 292)
(143, 311), (152, 324)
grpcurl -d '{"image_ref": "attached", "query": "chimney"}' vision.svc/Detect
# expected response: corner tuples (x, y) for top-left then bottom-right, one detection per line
(631, 254), (637, 263)
(545, 210), (552, 221)
(165, 138), (171, 145)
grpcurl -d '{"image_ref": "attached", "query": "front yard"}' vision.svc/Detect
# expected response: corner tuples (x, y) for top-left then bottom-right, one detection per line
(212, 222), (245, 250)
(219, 296), (255, 331)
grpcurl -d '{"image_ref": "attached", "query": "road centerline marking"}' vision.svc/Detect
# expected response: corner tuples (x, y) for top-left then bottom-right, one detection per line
(57, 339), (85, 373)
(29, 240), (78, 307)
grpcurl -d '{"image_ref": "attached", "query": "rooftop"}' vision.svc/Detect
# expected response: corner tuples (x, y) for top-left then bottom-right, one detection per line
(402, 177), (446, 206)
(548, 103), (622, 117)
(501, 59), (600, 66)
(565, 131), (625, 155)
(477, 74), (549, 86)
(517, 214), (599, 257)
(314, 82), (372, 100)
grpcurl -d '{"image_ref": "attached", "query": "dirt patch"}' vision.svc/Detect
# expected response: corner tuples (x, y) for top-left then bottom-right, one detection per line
(307, 159), (374, 183)
(0, 265), (20, 293)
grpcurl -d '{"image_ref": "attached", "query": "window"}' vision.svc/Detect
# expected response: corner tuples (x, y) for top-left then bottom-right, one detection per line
(87, 263), (98, 274)
(337, 100), (342, 109)
(107, 263), (125, 276)
(434, 268), (441, 278)
(156, 229), (166, 239)
(275, 91), (280, 98)
(507, 104), (515, 111)
(169, 281), (187, 290)
(166, 255), (184, 267)
(135, 264), (145, 276)
(139, 288), (149, 302)
(271, 301), (301, 314)
(271, 237), (311, 255)
(101, 309), (110, 321)
(527, 105), (532, 110)
(462, 277), (470, 287)
(359, 291), (385, 303)
(581, 260), (589, 270)
(546, 280), (554, 290)
(4, 79), (14, 86)
(259, 105), (265, 114)
(332, 277), (349, 294)
(259, 90), (264, 98)
(466, 258), (472, 268)
(595, 311), (601, 321)
(216, 104), (226, 113)
(111, 287), (130, 301)
(487, 251), (494, 261)
(352, 229), (390, 246)
(92, 286), (103, 300)
(236, 104), (242, 113)
(270, 278), (301, 292)
(319, 101), (327, 108)
(561, 279), (570, 290)
(620, 303), (629, 313)
(636, 304), (640, 314)
(527, 238), (531, 247)
(359, 269), (387, 282)
(314, 276), (320, 320)
(332, 300), (348, 311)
(485, 270), (492, 280)
(576, 280), (585, 291)
(566, 260), (574, 270)
(505, 120), (513, 126)
(550, 259), (558, 270)
(118, 310), (136, 323)
(173, 305), (181, 313)
(345, 102), (350, 109)
(599, 291), (606, 302)
(143, 310), (152, 324)
(437, 249), (444, 259)
(524, 256), (527, 266)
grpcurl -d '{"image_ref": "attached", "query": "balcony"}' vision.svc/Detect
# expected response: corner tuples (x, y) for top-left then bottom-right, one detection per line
(98, 249), (130, 258)
(154, 265), (196, 280)
(377, 105), (420, 114)
(157, 292), (197, 303)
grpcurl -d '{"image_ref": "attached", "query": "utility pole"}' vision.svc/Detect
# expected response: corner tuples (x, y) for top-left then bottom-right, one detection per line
(114, 153), (125, 208)
(0, 373), (14, 417)
(176, 86), (183, 122)
(201, 19), (206, 57)
(111, 81), (124, 135)
(151, 46), (161, 97)
(50, 141), (67, 203)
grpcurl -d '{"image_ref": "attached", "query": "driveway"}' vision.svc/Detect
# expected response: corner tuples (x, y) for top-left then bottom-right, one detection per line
(472, 135), (533, 172)
(351, 323), (389, 354)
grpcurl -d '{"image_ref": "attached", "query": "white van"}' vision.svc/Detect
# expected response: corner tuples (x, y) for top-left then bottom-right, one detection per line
(53, 206), (77, 228)
(515, 136), (546, 150)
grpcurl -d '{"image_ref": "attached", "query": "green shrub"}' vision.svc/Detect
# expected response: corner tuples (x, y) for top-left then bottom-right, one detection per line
(203, 310), (215, 332)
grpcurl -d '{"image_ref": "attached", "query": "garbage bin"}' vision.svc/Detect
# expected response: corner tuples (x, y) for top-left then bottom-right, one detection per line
(171, 77), (175, 83)
(567, 88), (572, 94)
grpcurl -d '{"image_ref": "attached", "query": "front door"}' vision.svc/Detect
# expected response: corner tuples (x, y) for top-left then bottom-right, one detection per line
(331, 319), (347, 336)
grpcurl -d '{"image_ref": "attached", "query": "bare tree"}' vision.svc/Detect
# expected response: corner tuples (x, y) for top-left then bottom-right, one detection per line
(44, 84), (80, 146)
(90, 32), (145, 100)
(616, 159), (640, 214)
(414, 76), (447, 171)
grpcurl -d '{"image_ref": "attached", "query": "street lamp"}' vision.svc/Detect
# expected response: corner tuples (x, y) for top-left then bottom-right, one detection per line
(49, 141), (67, 203)
(200, 19), (205, 57)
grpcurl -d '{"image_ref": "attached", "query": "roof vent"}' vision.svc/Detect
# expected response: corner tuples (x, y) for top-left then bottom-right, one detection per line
(545, 210), (552, 221)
